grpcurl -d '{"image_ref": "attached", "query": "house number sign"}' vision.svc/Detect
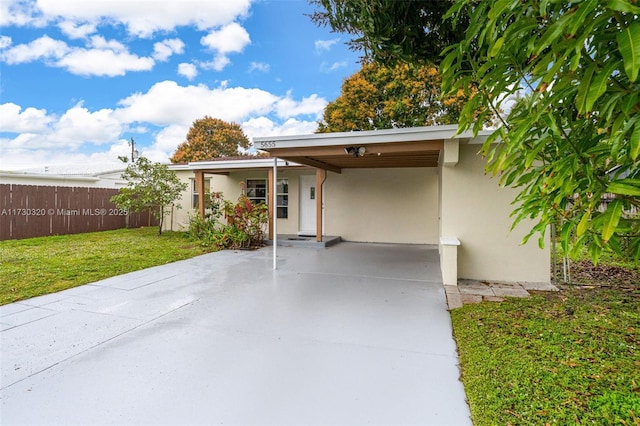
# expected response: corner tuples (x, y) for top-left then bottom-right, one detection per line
(259, 141), (276, 148)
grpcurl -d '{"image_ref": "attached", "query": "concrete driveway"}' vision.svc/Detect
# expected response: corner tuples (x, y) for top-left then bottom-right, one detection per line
(1, 242), (471, 425)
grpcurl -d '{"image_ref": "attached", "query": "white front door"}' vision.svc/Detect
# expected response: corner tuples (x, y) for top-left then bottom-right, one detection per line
(299, 175), (316, 236)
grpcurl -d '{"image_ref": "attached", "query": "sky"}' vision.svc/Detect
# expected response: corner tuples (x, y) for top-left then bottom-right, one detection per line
(0, 0), (362, 173)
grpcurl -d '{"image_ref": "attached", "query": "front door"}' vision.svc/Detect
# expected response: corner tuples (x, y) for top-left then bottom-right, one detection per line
(299, 175), (316, 236)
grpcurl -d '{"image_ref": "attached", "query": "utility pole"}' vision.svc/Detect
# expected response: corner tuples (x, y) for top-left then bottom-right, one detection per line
(130, 137), (139, 162)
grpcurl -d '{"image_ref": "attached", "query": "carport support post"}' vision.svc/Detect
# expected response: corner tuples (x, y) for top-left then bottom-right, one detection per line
(315, 168), (326, 243)
(195, 171), (206, 219)
(273, 157), (278, 270)
(267, 167), (274, 240)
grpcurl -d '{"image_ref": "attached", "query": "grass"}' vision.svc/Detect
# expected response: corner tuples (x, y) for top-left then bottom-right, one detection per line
(0, 227), (211, 305)
(451, 287), (640, 425)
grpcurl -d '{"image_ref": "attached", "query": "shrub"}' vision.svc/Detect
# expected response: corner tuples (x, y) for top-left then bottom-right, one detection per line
(188, 192), (268, 250)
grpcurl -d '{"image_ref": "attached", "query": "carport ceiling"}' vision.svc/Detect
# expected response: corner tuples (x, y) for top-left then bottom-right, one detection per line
(268, 140), (444, 173)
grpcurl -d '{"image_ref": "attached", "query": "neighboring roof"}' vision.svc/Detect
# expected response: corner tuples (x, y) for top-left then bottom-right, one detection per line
(9, 164), (126, 176)
(254, 125), (490, 172)
(0, 171), (101, 183)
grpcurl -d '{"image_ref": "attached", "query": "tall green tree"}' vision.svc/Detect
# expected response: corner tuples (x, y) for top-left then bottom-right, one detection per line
(170, 116), (250, 163)
(111, 157), (188, 236)
(440, 0), (640, 261)
(317, 61), (473, 132)
(308, 0), (467, 65)
(312, 0), (640, 261)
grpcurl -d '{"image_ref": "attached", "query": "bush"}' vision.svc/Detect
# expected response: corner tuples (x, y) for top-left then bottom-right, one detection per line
(188, 192), (268, 250)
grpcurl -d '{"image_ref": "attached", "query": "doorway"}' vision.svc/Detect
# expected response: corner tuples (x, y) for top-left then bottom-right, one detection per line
(298, 175), (316, 236)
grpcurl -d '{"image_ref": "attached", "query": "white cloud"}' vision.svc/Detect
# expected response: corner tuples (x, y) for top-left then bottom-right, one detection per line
(1, 35), (70, 64)
(275, 93), (327, 118)
(248, 61), (269, 73)
(115, 80), (279, 126)
(153, 38), (185, 61)
(54, 103), (123, 145)
(0, 0), (46, 27)
(0, 36), (12, 49)
(58, 20), (96, 39)
(315, 38), (339, 53)
(321, 61), (347, 72)
(0, 35), (156, 76)
(201, 56), (230, 72)
(200, 22), (250, 71)
(177, 62), (198, 80)
(33, 0), (252, 38)
(57, 48), (155, 76)
(242, 117), (317, 140)
(0, 103), (54, 132)
(200, 22), (250, 53)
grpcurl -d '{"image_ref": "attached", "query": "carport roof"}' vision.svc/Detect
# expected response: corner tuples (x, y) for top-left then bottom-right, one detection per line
(254, 125), (486, 173)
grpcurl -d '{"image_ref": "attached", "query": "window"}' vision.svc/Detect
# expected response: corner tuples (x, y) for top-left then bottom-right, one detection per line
(245, 178), (288, 219)
(277, 179), (288, 219)
(191, 178), (210, 209)
(246, 179), (267, 205)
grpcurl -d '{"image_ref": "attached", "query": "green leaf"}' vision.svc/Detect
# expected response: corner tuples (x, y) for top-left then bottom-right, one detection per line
(585, 61), (616, 112)
(575, 66), (595, 114)
(607, 0), (640, 14)
(607, 179), (640, 196)
(601, 199), (623, 243)
(566, 0), (598, 35)
(588, 241), (603, 265)
(489, 37), (505, 58)
(616, 21), (640, 82)
(560, 220), (574, 253)
(534, 14), (571, 56)
(576, 209), (592, 237)
(631, 121), (640, 161)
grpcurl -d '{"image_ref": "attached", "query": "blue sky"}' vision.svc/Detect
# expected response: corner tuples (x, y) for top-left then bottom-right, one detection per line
(0, 0), (361, 173)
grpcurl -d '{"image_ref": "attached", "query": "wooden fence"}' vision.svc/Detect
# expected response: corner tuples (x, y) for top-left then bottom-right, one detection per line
(0, 184), (158, 240)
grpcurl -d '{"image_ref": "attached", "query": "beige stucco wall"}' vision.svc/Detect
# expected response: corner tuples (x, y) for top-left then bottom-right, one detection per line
(165, 168), (310, 235)
(324, 168), (440, 244)
(439, 144), (550, 283)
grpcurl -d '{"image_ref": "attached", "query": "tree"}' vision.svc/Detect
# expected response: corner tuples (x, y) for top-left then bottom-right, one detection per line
(312, 0), (640, 262)
(317, 61), (473, 132)
(111, 157), (188, 236)
(170, 116), (250, 163)
(440, 0), (640, 261)
(308, 0), (468, 65)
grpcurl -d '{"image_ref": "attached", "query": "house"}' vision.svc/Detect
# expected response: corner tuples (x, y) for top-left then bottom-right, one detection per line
(167, 125), (550, 286)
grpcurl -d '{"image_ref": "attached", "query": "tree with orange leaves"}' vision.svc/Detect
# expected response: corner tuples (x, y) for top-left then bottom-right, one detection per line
(170, 116), (250, 163)
(317, 61), (479, 133)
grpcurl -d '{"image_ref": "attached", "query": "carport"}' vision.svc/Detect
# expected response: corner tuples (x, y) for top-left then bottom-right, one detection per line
(255, 125), (478, 284)
(254, 125), (550, 287)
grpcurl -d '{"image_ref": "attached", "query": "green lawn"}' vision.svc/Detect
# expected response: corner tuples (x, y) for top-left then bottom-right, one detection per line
(451, 287), (640, 425)
(0, 227), (211, 305)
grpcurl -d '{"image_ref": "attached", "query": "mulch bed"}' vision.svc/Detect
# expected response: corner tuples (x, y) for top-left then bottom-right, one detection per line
(554, 260), (640, 289)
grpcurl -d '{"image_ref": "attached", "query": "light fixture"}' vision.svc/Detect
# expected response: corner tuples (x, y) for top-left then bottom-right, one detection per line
(344, 146), (366, 158)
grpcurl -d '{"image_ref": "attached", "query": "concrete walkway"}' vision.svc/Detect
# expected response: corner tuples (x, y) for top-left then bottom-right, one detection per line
(1, 243), (471, 425)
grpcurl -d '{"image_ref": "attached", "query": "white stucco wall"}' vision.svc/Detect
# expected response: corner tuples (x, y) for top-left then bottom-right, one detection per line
(324, 168), (440, 244)
(439, 143), (550, 283)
